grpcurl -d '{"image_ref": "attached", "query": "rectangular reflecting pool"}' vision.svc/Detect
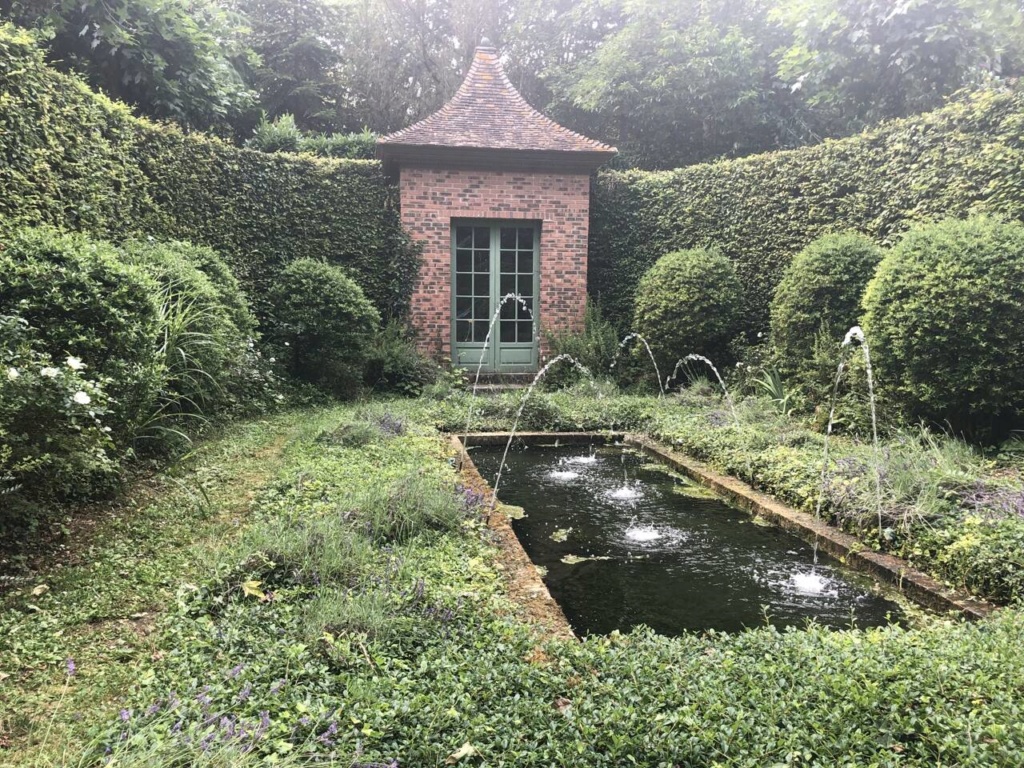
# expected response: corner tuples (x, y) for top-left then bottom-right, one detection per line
(471, 443), (905, 636)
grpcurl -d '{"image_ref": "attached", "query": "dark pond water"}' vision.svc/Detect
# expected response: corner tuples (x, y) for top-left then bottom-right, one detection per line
(471, 443), (905, 636)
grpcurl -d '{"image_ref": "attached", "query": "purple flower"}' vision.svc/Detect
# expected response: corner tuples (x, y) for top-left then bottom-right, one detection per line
(65, 658), (76, 677)
(318, 720), (339, 745)
(145, 701), (160, 717)
(227, 663), (245, 679)
(119, 709), (131, 722)
(237, 681), (252, 703)
(270, 678), (286, 694)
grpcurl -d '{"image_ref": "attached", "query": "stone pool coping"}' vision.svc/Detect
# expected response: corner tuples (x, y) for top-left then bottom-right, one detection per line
(451, 435), (576, 640)
(458, 431), (997, 622)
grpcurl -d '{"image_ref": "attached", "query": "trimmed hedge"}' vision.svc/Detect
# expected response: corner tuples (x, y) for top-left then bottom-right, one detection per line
(770, 231), (883, 396)
(268, 258), (380, 396)
(0, 24), (418, 322)
(590, 88), (1024, 332)
(633, 247), (742, 374)
(863, 216), (1024, 442)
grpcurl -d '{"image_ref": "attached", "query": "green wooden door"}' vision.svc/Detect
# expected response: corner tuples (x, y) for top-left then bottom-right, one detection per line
(452, 222), (539, 373)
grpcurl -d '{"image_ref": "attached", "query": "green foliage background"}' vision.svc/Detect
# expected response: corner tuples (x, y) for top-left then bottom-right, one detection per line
(863, 216), (1024, 442)
(589, 88), (1024, 333)
(0, 24), (418, 322)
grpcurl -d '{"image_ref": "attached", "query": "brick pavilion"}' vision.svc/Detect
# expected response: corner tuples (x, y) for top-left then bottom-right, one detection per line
(377, 39), (616, 374)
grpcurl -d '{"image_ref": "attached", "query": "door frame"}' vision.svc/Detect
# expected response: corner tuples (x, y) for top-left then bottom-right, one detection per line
(450, 218), (541, 373)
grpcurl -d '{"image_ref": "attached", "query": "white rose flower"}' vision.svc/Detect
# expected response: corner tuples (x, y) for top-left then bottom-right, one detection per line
(40, 366), (60, 378)
(6, 367), (19, 381)
(72, 391), (92, 405)
(66, 356), (85, 370)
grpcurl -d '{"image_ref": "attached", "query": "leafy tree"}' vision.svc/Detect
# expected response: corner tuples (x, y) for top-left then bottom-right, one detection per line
(230, 0), (349, 134)
(772, 0), (1024, 132)
(543, 0), (814, 168)
(7, 0), (255, 131)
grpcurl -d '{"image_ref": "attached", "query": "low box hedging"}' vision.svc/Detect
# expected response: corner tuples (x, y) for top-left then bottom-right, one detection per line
(0, 23), (418, 322)
(590, 88), (1024, 332)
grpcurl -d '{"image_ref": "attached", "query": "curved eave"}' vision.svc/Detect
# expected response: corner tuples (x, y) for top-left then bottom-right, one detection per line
(377, 143), (617, 177)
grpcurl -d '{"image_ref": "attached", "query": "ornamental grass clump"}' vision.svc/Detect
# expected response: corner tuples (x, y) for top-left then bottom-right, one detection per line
(862, 216), (1024, 443)
(632, 247), (742, 375)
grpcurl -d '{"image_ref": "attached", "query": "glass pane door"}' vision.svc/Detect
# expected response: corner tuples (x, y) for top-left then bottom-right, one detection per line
(452, 221), (539, 373)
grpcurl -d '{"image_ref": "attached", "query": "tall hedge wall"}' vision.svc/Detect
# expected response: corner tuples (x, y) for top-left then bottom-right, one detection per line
(590, 88), (1024, 332)
(0, 24), (417, 320)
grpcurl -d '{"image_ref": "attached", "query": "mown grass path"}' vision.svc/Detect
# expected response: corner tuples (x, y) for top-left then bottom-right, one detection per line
(0, 409), (322, 764)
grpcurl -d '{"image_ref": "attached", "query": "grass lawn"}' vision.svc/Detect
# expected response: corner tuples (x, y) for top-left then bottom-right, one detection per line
(1, 395), (1023, 766)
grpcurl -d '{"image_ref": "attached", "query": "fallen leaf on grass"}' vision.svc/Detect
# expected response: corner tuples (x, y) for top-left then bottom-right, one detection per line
(241, 580), (267, 600)
(445, 742), (478, 764)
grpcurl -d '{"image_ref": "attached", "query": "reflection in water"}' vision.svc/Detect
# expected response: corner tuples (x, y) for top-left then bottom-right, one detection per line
(472, 444), (904, 636)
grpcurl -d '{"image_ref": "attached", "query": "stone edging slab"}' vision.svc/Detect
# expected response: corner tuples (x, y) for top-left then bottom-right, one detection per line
(449, 435), (576, 640)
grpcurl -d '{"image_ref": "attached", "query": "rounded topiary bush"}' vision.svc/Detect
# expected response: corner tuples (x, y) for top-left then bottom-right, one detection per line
(268, 258), (380, 396)
(862, 217), (1024, 442)
(632, 247), (742, 375)
(0, 227), (160, 435)
(770, 231), (883, 393)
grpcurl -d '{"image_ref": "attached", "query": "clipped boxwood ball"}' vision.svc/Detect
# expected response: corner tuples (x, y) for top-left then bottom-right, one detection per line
(862, 217), (1024, 442)
(770, 231), (883, 389)
(269, 258), (380, 396)
(633, 247), (742, 373)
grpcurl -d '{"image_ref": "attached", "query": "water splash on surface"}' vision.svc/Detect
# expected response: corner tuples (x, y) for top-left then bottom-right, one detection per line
(607, 484), (644, 502)
(547, 470), (580, 481)
(787, 571), (839, 597)
(565, 454), (598, 465)
(624, 524), (662, 542)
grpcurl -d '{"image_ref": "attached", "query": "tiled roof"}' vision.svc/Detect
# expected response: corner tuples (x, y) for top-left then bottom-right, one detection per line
(378, 42), (616, 157)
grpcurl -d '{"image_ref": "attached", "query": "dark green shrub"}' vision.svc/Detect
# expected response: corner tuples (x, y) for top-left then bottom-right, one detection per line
(363, 320), (438, 397)
(268, 259), (380, 396)
(245, 113), (303, 153)
(0, 227), (160, 436)
(770, 231), (883, 403)
(863, 217), (1024, 442)
(119, 239), (258, 423)
(633, 247), (742, 374)
(543, 302), (620, 390)
(1, 314), (119, 518)
(298, 130), (378, 159)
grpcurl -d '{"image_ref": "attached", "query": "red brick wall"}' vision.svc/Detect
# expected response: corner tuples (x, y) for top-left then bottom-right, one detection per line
(398, 166), (590, 365)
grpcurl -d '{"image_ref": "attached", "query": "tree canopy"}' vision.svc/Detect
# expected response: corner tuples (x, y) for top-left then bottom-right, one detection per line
(3, 0), (1022, 165)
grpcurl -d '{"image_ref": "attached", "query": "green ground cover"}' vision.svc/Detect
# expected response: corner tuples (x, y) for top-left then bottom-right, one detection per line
(2, 396), (1023, 766)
